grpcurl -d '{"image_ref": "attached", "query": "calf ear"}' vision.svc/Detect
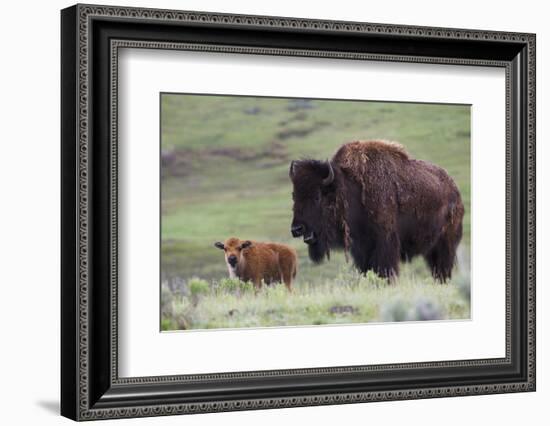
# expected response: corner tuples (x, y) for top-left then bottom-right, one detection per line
(214, 242), (225, 250)
(240, 241), (253, 249)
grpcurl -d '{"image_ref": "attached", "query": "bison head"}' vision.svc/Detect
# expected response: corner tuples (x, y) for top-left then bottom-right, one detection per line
(214, 238), (253, 271)
(289, 159), (336, 263)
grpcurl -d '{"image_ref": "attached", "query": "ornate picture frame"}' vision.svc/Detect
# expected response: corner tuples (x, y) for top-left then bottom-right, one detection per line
(61, 4), (535, 421)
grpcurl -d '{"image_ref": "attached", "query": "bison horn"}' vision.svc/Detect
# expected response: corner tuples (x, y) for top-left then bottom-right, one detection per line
(322, 160), (335, 186)
(289, 160), (296, 178)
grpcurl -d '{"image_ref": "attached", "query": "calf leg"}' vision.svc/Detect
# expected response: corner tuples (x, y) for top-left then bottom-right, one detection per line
(280, 266), (294, 292)
(251, 275), (262, 292)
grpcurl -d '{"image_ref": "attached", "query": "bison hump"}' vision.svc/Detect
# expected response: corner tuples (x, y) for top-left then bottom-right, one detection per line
(333, 140), (409, 168)
(332, 140), (410, 192)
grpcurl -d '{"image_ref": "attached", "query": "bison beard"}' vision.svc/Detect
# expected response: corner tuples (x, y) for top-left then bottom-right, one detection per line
(307, 238), (328, 264)
(289, 140), (464, 282)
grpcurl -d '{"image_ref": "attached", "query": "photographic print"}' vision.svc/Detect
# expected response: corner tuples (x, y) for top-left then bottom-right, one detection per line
(160, 94), (471, 331)
(61, 6), (535, 418)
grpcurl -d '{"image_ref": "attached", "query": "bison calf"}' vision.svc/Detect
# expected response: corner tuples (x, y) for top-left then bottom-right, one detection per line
(214, 237), (297, 291)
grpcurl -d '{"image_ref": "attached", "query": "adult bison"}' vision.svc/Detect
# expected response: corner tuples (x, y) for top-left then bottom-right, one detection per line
(289, 140), (464, 282)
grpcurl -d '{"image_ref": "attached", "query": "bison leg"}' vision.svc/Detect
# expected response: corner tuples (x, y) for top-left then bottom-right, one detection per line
(425, 224), (462, 283)
(351, 231), (400, 279)
(251, 276), (263, 293)
(425, 241), (453, 282)
(372, 232), (400, 279)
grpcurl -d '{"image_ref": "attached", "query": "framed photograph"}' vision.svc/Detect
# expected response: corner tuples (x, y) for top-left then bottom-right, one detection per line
(61, 4), (536, 421)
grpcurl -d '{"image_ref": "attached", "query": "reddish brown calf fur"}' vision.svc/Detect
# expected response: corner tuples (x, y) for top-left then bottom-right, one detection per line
(214, 237), (297, 291)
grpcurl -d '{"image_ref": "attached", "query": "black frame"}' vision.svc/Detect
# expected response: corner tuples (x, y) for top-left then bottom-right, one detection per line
(61, 4), (536, 421)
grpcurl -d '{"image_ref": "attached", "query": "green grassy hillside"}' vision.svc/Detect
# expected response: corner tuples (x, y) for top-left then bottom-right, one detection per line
(160, 94), (471, 330)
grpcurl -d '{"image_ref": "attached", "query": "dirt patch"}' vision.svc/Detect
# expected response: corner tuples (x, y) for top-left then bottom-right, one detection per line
(162, 140), (289, 179)
(277, 128), (314, 140)
(208, 147), (248, 159)
(208, 140), (287, 162)
(276, 121), (329, 141)
(287, 99), (316, 111)
(329, 305), (357, 315)
(278, 112), (308, 126)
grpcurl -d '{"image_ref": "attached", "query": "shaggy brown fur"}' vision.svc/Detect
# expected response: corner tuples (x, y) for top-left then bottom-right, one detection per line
(214, 237), (298, 291)
(289, 140), (464, 282)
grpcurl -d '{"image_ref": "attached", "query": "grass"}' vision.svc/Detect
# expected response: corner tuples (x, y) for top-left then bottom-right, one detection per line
(161, 259), (471, 331)
(160, 94), (471, 330)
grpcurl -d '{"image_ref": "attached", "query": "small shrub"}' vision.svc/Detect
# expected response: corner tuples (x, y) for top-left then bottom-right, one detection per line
(363, 270), (387, 287)
(161, 317), (175, 331)
(217, 277), (240, 293)
(409, 298), (443, 321)
(264, 283), (288, 298)
(189, 278), (210, 297)
(380, 298), (410, 322)
(160, 283), (174, 317)
(217, 278), (254, 295)
(239, 280), (255, 294)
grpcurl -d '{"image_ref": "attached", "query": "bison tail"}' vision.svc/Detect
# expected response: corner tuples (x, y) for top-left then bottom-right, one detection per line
(448, 195), (465, 225)
(427, 198), (464, 282)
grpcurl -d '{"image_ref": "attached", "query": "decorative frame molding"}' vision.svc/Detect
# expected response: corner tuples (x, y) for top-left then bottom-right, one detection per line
(61, 3), (535, 421)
